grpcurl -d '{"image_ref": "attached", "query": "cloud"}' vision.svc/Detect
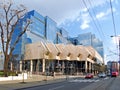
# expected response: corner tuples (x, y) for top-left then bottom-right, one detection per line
(111, 36), (120, 45)
(96, 8), (116, 20)
(96, 12), (105, 19)
(80, 12), (90, 29)
(80, 20), (90, 29)
(12, 0), (108, 25)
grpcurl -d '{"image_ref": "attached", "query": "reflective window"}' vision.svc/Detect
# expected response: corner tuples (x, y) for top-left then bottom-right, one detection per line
(46, 17), (57, 43)
(29, 16), (45, 37)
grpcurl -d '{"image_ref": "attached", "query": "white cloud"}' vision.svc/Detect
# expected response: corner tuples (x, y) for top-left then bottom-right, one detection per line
(111, 36), (120, 45)
(96, 12), (105, 19)
(80, 20), (90, 29)
(96, 8), (116, 20)
(12, 0), (108, 25)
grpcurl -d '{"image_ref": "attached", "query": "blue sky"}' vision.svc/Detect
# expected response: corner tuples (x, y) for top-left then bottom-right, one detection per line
(11, 0), (120, 64)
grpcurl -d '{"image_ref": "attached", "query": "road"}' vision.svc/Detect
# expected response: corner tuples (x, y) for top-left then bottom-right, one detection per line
(18, 77), (104, 90)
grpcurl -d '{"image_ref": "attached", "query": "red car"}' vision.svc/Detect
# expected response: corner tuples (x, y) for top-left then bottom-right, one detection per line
(85, 73), (93, 79)
(112, 71), (118, 77)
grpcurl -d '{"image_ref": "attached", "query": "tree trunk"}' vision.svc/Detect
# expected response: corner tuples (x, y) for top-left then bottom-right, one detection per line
(4, 55), (9, 77)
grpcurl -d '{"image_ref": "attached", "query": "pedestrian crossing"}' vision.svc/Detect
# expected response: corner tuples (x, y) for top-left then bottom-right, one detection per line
(69, 79), (100, 83)
(68, 77), (109, 83)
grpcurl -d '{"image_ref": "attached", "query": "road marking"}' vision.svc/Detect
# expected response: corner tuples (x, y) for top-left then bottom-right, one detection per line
(69, 79), (100, 83)
(104, 77), (108, 80)
(48, 85), (64, 90)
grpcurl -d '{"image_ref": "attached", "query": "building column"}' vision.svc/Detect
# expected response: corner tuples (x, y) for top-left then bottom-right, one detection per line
(89, 62), (91, 73)
(10, 62), (13, 71)
(20, 61), (22, 72)
(42, 59), (45, 72)
(85, 61), (87, 73)
(62, 61), (65, 74)
(30, 60), (33, 73)
(36, 59), (40, 73)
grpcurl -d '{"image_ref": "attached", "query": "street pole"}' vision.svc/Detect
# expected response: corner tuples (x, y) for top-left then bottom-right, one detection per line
(118, 38), (120, 74)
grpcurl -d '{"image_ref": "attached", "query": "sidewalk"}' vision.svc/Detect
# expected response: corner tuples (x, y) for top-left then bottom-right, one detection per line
(0, 75), (84, 90)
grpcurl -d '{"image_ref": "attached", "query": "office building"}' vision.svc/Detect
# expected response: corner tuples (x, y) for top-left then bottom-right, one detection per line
(10, 10), (104, 75)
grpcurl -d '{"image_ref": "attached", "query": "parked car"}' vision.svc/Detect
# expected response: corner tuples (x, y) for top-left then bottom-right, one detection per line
(98, 72), (106, 78)
(85, 73), (93, 79)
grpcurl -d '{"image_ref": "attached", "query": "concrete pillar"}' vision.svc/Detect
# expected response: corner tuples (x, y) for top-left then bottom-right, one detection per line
(42, 59), (45, 72)
(62, 61), (65, 74)
(10, 62), (13, 71)
(89, 62), (91, 73)
(20, 61), (22, 72)
(85, 61), (87, 73)
(30, 60), (33, 73)
(36, 59), (40, 73)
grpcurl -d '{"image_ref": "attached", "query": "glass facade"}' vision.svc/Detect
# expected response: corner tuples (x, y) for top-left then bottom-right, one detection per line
(11, 10), (46, 60)
(11, 10), (69, 59)
(28, 11), (45, 38)
(60, 28), (69, 38)
(45, 16), (57, 43)
(11, 21), (23, 59)
(69, 32), (104, 58)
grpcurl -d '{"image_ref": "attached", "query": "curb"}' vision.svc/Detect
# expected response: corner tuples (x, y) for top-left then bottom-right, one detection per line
(14, 78), (68, 90)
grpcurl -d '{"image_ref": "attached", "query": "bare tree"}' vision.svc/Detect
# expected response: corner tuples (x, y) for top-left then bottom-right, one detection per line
(0, 1), (31, 76)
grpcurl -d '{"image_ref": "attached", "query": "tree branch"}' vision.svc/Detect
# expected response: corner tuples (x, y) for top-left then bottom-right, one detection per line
(9, 20), (31, 60)
(8, 9), (26, 26)
(0, 22), (5, 54)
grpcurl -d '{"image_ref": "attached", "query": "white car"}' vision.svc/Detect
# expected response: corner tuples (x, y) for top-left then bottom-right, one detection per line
(98, 73), (106, 78)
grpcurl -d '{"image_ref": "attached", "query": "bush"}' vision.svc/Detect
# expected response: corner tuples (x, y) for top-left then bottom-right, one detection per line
(0, 71), (18, 77)
(0, 71), (4, 77)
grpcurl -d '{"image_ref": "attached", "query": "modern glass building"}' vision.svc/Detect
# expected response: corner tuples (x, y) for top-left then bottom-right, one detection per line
(11, 10), (70, 60)
(10, 10), (104, 75)
(69, 32), (104, 59)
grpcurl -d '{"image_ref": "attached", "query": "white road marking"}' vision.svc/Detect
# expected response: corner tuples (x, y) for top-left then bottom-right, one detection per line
(48, 85), (64, 90)
(69, 79), (101, 83)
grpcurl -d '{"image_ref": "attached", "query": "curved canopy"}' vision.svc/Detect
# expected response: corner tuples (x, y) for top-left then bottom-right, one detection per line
(24, 42), (103, 64)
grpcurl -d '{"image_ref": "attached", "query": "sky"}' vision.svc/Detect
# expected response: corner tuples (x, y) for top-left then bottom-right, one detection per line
(5, 0), (120, 64)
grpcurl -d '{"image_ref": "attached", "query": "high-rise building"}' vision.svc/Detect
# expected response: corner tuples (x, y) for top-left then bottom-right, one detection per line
(11, 10), (70, 60)
(69, 32), (104, 58)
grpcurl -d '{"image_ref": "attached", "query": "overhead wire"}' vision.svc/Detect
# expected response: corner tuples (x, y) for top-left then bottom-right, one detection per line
(82, 0), (104, 40)
(109, 0), (118, 48)
(109, 0), (119, 61)
(88, 0), (107, 41)
(109, 0), (117, 37)
(87, 0), (115, 57)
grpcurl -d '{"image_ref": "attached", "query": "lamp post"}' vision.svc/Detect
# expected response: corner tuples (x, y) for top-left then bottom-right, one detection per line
(21, 54), (25, 83)
(118, 38), (120, 73)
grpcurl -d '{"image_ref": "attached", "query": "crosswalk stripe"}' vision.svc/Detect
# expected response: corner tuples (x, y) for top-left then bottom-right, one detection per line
(69, 79), (100, 83)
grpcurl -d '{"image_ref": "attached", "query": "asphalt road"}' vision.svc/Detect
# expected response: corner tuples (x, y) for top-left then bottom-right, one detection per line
(18, 78), (101, 90)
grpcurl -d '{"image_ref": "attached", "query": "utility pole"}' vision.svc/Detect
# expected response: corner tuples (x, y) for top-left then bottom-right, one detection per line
(118, 38), (120, 74)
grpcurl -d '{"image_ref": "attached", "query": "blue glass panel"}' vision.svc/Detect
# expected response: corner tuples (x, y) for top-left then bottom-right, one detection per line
(46, 17), (57, 43)
(29, 16), (45, 37)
